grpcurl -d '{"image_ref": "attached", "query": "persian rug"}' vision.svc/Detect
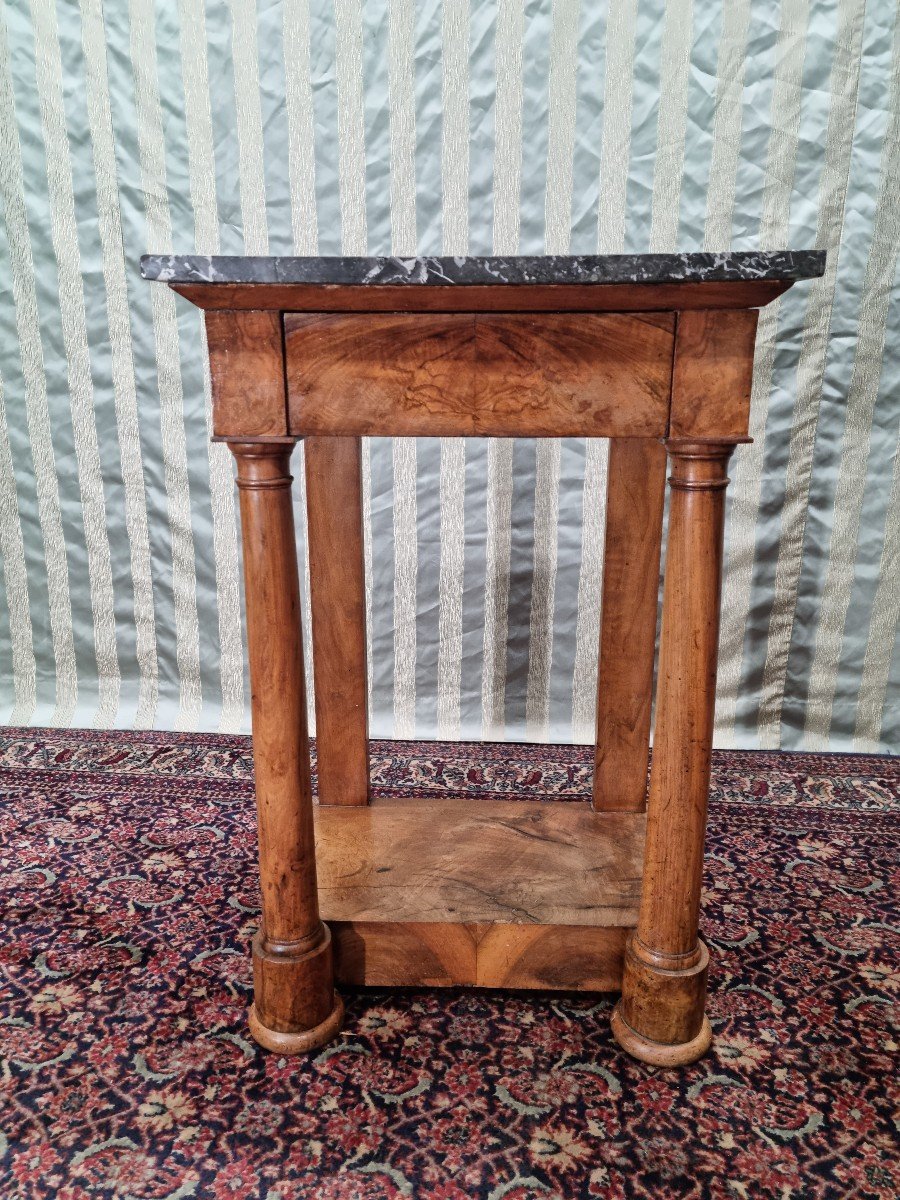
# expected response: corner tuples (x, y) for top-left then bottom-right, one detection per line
(0, 729), (897, 1199)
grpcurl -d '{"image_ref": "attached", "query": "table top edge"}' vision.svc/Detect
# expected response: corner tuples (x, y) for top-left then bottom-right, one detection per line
(140, 250), (826, 288)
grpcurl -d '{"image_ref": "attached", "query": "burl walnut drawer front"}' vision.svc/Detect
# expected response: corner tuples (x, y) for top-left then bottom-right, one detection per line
(284, 311), (675, 438)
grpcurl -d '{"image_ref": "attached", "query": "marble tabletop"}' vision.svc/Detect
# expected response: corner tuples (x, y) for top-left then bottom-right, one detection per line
(141, 251), (825, 288)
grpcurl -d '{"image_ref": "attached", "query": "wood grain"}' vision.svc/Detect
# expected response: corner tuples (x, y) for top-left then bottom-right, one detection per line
(328, 921), (627, 992)
(618, 934), (710, 1048)
(175, 279), (790, 313)
(187, 263), (774, 1057)
(229, 440), (341, 1049)
(615, 440), (736, 1060)
(207, 310), (287, 437)
(304, 437), (370, 806)
(330, 921), (479, 988)
(611, 1003), (712, 1067)
(314, 796), (645, 928)
(472, 923), (626, 990)
(289, 313), (475, 436)
(669, 309), (759, 440)
(634, 442), (734, 960)
(473, 313), (672, 437)
(593, 438), (667, 812)
(285, 312), (673, 438)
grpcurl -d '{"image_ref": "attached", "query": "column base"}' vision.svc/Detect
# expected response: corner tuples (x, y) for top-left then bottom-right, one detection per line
(249, 991), (344, 1055)
(611, 1003), (712, 1067)
(613, 933), (712, 1064)
(249, 925), (343, 1053)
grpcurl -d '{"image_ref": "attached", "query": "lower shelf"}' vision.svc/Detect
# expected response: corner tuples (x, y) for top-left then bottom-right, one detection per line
(314, 796), (645, 991)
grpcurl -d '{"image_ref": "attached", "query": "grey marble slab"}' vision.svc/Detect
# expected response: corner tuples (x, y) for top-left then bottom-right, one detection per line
(141, 251), (825, 287)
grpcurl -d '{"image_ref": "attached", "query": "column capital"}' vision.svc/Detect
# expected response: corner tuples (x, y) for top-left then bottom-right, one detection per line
(663, 438), (744, 491)
(227, 439), (297, 489)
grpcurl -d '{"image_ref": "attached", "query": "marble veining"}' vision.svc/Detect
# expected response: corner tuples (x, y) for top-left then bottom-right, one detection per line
(140, 251), (825, 287)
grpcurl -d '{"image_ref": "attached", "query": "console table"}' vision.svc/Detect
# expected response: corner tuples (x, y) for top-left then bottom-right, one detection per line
(141, 251), (824, 1066)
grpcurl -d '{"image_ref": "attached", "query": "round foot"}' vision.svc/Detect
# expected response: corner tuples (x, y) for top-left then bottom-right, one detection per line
(248, 991), (344, 1055)
(611, 1002), (712, 1067)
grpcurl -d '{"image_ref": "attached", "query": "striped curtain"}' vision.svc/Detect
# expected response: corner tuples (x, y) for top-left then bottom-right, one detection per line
(0, 0), (897, 751)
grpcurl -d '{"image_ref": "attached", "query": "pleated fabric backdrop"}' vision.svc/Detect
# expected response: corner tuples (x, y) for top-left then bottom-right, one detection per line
(0, 0), (897, 751)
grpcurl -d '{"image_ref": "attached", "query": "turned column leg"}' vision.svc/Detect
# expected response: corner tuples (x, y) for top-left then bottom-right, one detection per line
(229, 440), (343, 1054)
(612, 439), (735, 1067)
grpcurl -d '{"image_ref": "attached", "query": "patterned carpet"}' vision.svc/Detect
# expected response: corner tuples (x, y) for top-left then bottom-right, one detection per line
(0, 730), (897, 1199)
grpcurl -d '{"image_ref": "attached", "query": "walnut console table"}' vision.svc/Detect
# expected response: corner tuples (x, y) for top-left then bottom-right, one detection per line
(141, 251), (824, 1067)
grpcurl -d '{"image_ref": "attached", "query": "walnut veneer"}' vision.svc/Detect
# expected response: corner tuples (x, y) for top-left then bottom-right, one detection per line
(143, 250), (824, 1068)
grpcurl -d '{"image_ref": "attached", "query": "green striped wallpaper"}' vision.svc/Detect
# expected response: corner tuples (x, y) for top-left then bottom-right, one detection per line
(0, 0), (897, 751)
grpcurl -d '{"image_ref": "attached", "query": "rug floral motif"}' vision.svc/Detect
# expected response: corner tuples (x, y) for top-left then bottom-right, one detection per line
(0, 729), (897, 1198)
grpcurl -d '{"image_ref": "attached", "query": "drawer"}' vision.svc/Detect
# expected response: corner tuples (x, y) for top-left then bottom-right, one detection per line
(284, 312), (674, 438)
